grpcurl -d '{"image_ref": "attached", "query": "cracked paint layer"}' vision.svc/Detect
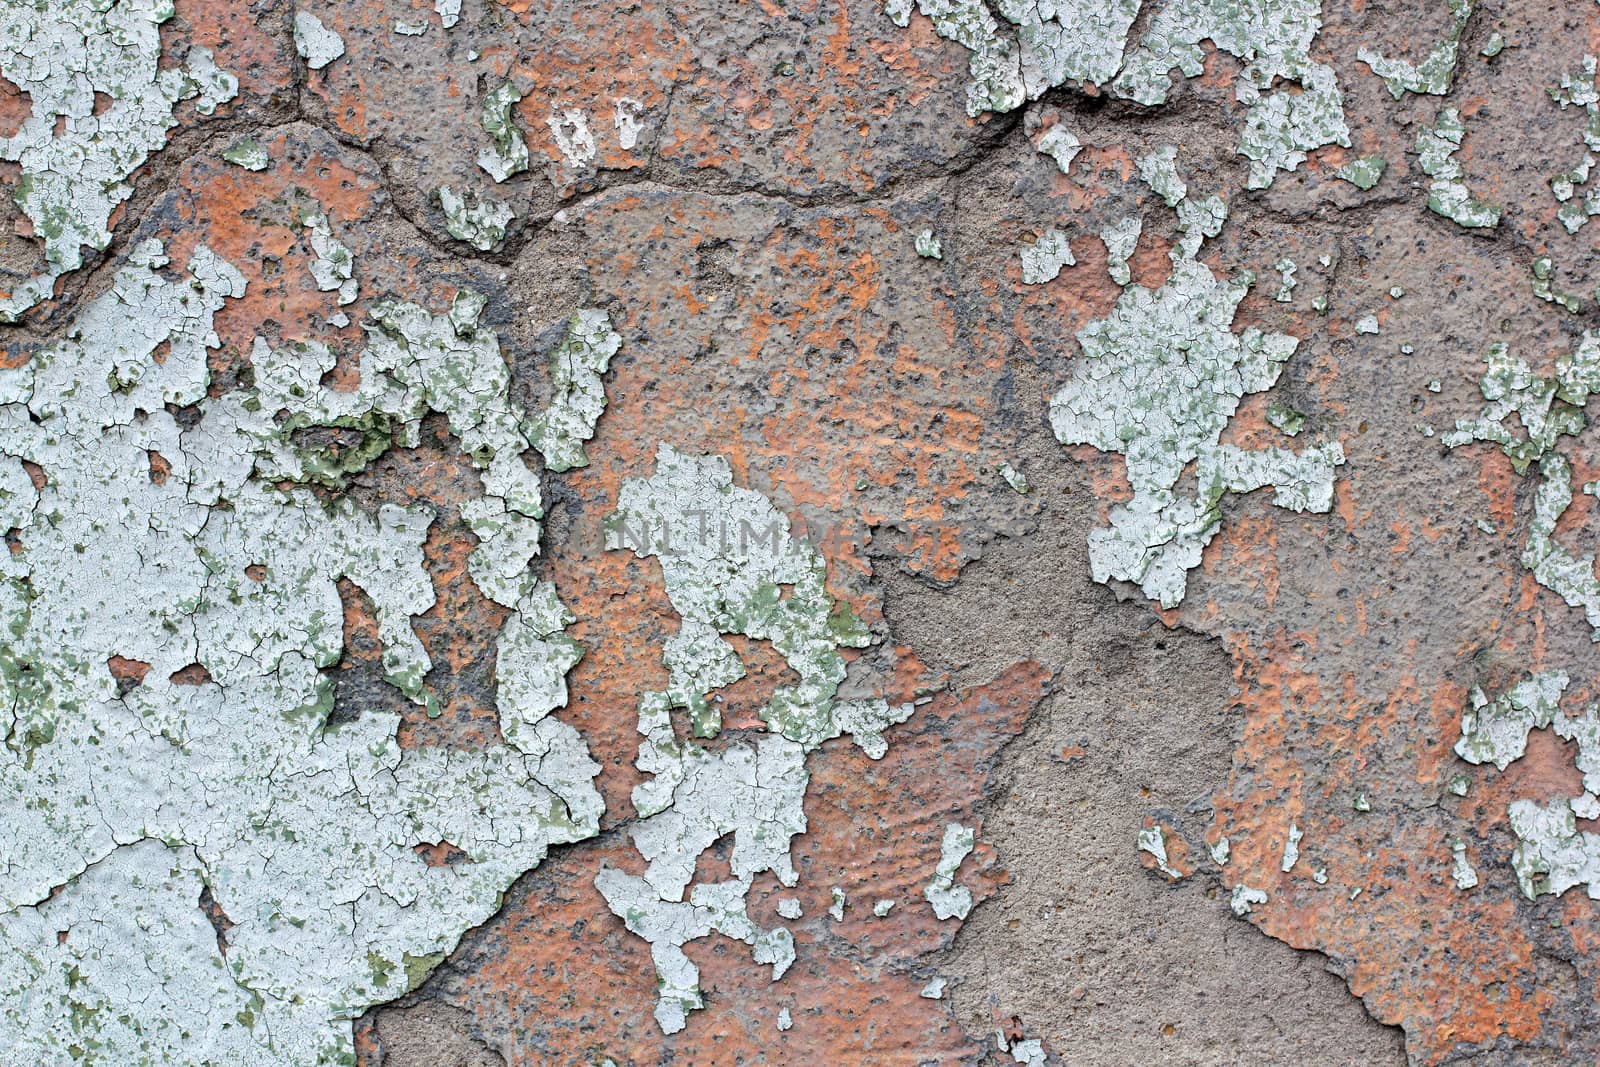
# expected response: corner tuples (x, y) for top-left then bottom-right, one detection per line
(0, 0), (238, 321)
(438, 185), (515, 252)
(1048, 149), (1344, 606)
(0, 228), (620, 1062)
(597, 444), (911, 1033)
(887, 0), (1346, 188)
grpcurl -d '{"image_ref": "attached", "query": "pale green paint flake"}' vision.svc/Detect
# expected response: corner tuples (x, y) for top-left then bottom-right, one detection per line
(776, 897), (803, 919)
(293, 11), (346, 70)
(1137, 824), (1182, 880)
(223, 137), (271, 171)
(998, 461), (1030, 494)
(1273, 258), (1297, 302)
(1358, 0), (1472, 98)
(303, 212), (358, 306)
(872, 898), (895, 917)
(394, 19), (428, 35)
(0, 0), (239, 321)
(1417, 107), (1502, 230)
(1229, 884), (1267, 915)
(0, 241), (608, 1064)
(777, 1007), (793, 1031)
(915, 228), (943, 259)
(1266, 401), (1306, 436)
(1454, 672), (1568, 768)
(1336, 155), (1387, 190)
(1444, 336), (1600, 638)
(1049, 151), (1343, 607)
(1481, 32), (1506, 58)
(597, 445), (912, 1032)
(1020, 228), (1075, 284)
(479, 80), (531, 183)
(1548, 57), (1600, 234)
(1036, 125), (1082, 174)
(925, 822), (976, 919)
(1100, 216), (1141, 286)
(439, 184), (516, 252)
(920, 977), (948, 998)
(1355, 313), (1380, 335)
(436, 0), (463, 28)
(829, 886), (847, 921)
(527, 310), (623, 473)
(1532, 256), (1585, 314)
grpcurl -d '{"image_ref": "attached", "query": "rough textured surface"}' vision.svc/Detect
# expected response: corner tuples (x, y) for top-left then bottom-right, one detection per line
(4, 0), (1600, 1064)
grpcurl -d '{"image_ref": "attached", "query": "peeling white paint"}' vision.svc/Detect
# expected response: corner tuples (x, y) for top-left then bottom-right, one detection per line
(0, 0), (238, 320)
(613, 97), (645, 151)
(1229, 885), (1268, 915)
(548, 108), (598, 169)
(597, 445), (912, 1032)
(1020, 229), (1075, 284)
(0, 240), (613, 1063)
(1048, 149), (1343, 607)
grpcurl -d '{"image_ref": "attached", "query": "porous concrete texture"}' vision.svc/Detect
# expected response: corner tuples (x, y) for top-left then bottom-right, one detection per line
(2, 0), (1599, 1064)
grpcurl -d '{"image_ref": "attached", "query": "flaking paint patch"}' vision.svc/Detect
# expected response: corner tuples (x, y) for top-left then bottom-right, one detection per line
(1454, 673), (1600, 899)
(1444, 338), (1600, 638)
(888, 0), (1345, 187)
(1020, 229), (1075, 285)
(1548, 56), (1600, 234)
(0, 239), (612, 1063)
(0, 0), (238, 320)
(1417, 107), (1503, 230)
(1358, 0), (1473, 98)
(1048, 149), (1344, 606)
(597, 445), (912, 1033)
(478, 81), (531, 183)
